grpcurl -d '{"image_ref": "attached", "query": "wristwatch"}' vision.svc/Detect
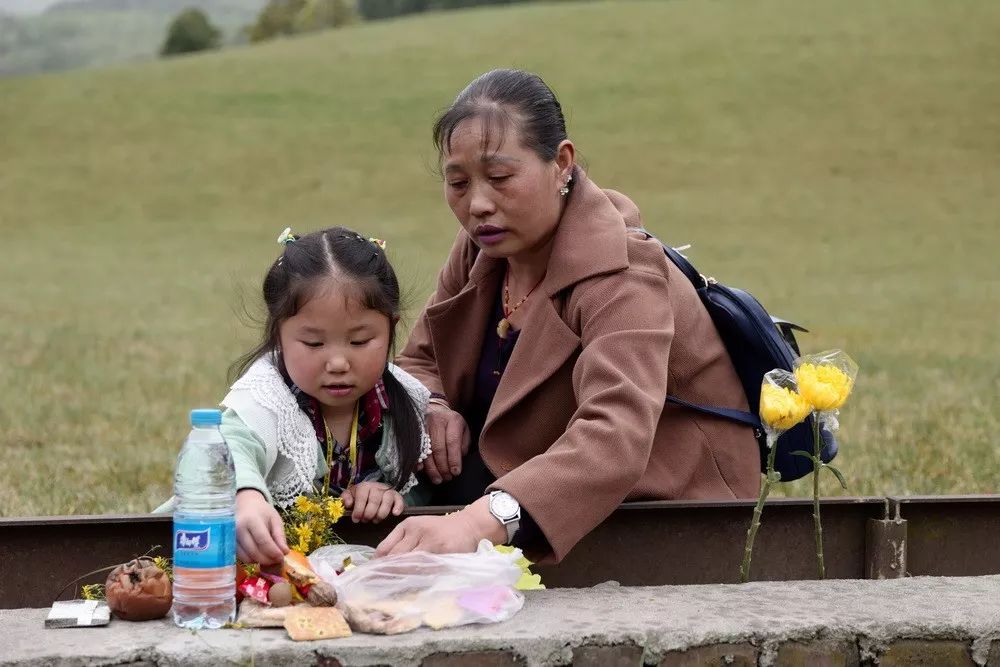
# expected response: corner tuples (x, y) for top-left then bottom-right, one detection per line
(488, 490), (521, 543)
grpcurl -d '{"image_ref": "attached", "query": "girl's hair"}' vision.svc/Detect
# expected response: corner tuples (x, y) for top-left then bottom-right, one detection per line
(433, 69), (574, 189)
(230, 227), (420, 491)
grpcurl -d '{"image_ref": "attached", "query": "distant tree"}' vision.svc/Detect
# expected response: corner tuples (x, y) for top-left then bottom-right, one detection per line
(292, 0), (357, 33)
(160, 8), (221, 56)
(358, 0), (529, 21)
(248, 0), (306, 42)
(357, 0), (428, 21)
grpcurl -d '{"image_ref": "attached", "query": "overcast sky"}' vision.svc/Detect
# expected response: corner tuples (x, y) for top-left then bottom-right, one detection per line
(1, 0), (71, 15)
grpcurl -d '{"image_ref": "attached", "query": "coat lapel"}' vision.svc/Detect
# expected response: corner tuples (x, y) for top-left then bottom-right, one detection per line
(481, 291), (580, 437)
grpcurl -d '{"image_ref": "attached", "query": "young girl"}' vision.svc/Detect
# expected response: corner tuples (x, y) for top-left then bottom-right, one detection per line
(218, 226), (430, 565)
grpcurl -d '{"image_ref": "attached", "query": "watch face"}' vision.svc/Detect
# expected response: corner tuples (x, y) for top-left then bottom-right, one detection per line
(491, 492), (519, 519)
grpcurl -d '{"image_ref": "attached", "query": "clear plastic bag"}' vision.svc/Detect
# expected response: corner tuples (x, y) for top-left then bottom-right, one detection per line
(309, 544), (377, 584)
(322, 540), (525, 634)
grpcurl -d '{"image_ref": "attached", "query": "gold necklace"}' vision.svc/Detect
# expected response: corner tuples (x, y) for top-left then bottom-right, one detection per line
(497, 269), (544, 340)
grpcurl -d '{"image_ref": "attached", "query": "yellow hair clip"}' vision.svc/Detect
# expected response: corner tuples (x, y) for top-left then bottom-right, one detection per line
(368, 237), (387, 250)
(277, 227), (296, 245)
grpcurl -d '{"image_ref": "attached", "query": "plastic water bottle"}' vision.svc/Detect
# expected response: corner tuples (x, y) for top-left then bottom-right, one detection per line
(171, 408), (237, 629)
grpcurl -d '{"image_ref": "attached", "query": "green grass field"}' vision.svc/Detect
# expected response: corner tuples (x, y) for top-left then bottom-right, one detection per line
(1, 0), (998, 517)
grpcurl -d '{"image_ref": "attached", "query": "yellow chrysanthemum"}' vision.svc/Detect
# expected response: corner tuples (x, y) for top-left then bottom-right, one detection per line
(290, 522), (313, 553)
(494, 545), (546, 590)
(794, 363), (854, 411)
(324, 497), (345, 522)
(152, 556), (173, 580)
(759, 383), (812, 432)
(80, 584), (105, 601)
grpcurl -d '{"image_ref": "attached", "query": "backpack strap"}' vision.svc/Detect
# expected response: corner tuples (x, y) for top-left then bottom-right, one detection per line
(664, 395), (762, 431)
(632, 227), (763, 433)
(633, 226), (703, 288)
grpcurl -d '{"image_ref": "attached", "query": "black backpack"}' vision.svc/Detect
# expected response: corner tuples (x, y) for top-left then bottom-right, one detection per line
(637, 229), (837, 482)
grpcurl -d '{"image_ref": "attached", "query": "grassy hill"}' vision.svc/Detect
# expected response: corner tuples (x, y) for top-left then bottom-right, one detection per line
(1, 0), (998, 516)
(0, 0), (265, 77)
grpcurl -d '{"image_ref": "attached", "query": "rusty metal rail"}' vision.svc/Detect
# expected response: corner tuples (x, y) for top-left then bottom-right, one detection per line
(2, 495), (998, 609)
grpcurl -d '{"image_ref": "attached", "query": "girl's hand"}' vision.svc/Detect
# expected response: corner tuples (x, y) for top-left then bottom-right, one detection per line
(420, 403), (470, 484)
(235, 488), (289, 566)
(341, 481), (405, 523)
(375, 496), (505, 557)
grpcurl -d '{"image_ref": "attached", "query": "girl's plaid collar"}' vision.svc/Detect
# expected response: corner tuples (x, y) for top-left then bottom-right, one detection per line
(281, 369), (386, 440)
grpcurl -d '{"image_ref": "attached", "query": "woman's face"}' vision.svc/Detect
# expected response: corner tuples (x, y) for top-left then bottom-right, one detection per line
(442, 116), (573, 259)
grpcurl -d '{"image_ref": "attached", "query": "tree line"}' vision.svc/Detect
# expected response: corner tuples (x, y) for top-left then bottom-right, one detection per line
(162, 0), (544, 56)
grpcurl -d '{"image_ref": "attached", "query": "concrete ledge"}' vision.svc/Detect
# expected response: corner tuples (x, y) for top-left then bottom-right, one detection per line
(2, 576), (1000, 666)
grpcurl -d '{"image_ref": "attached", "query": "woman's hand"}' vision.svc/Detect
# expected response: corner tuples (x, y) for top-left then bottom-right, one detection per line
(341, 481), (405, 523)
(374, 496), (505, 557)
(419, 402), (471, 484)
(235, 488), (289, 566)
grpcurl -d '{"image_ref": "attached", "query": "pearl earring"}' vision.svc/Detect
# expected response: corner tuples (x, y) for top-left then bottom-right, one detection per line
(559, 173), (573, 196)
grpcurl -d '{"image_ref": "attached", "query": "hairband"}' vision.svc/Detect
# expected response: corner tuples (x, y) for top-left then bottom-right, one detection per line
(278, 227), (386, 251)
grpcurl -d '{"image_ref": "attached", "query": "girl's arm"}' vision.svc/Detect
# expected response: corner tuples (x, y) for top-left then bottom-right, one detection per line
(222, 408), (288, 564)
(220, 408), (273, 504)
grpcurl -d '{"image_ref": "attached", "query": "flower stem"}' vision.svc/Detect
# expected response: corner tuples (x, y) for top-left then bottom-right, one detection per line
(740, 434), (778, 583)
(812, 414), (826, 579)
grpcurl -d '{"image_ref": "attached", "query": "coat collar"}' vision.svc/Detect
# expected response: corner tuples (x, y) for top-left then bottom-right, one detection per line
(539, 167), (634, 296)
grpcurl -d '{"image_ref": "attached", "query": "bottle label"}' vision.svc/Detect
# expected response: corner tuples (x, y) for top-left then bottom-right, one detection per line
(173, 516), (236, 569)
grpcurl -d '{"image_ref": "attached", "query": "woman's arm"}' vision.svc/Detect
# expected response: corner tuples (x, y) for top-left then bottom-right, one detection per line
(377, 260), (675, 561)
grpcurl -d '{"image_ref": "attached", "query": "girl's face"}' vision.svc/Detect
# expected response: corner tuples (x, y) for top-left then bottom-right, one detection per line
(278, 279), (391, 417)
(442, 117), (573, 259)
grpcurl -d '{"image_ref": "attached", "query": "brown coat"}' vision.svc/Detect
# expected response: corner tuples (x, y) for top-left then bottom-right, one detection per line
(398, 171), (760, 562)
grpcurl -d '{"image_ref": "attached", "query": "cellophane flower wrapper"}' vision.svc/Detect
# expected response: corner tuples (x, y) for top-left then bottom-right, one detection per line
(759, 369), (812, 442)
(321, 540), (525, 634)
(793, 350), (859, 430)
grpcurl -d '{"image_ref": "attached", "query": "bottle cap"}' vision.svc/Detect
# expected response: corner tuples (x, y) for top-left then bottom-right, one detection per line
(190, 409), (222, 427)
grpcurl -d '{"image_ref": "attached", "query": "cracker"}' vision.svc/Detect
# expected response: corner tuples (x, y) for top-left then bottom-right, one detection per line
(283, 606), (352, 641)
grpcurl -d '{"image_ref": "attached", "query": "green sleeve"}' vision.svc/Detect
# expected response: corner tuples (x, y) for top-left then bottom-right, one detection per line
(221, 408), (274, 505)
(403, 482), (433, 507)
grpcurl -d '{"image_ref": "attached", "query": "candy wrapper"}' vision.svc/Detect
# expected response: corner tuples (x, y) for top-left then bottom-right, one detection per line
(238, 576), (272, 605)
(326, 540), (525, 634)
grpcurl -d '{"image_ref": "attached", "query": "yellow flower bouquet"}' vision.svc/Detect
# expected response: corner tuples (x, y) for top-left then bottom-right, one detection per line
(282, 495), (346, 555)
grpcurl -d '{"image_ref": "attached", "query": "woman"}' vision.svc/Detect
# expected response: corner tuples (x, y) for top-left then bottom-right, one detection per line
(377, 69), (759, 563)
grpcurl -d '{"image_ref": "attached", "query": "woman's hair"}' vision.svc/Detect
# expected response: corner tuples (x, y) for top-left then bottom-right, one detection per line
(433, 69), (573, 180)
(231, 227), (420, 490)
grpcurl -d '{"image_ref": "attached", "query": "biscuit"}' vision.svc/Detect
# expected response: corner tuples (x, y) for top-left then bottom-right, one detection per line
(284, 606), (352, 641)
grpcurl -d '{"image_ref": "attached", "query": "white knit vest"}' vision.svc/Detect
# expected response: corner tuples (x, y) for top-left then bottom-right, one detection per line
(223, 356), (431, 508)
